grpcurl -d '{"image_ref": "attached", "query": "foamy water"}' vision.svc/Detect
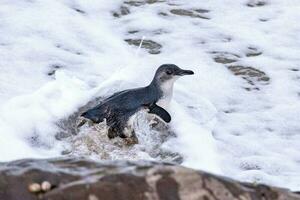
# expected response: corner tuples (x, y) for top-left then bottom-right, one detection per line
(0, 0), (300, 190)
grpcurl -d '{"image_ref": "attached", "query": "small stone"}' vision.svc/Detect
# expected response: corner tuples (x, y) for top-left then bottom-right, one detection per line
(89, 194), (99, 200)
(41, 181), (52, 192)
(28, 183), (41, 193)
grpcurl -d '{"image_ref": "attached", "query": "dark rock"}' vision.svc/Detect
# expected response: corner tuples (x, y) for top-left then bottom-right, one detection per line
(127, 29), (168, 36)
(259, 18), (269, 22)
(124, 0), (165, 6)
(128, 30), (139, 34)
(152, 29), (169, 35)
(112, 6), (130, 18)
(194, 8), (210, 14)
(227, 65), (269, 81)
(170, 9), (210, 20)
(227, 65), (270, 90)
(47, 70), (56, 76)
(209, 49), (268, 90)
(0, 158), (300, 200)
(246, 52), (262, 57)
(214, 57), (237, 64)
(73, 8), (85, 14)
(246, 47), (262, 57)
(47, 64), (62, 76)
(210, 52), (240, 64)
(247, 0), (267, 7)
(158, 12), (168, 16)
(125, 39), (162, 54)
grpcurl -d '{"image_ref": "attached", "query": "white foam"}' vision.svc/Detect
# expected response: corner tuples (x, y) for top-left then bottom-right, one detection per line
(0, 0), (300, 191)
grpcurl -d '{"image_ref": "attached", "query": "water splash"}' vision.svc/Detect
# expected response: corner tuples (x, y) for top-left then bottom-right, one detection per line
(62, 110), (182, 163)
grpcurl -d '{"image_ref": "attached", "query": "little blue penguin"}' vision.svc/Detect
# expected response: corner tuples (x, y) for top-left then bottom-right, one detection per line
(81, 64), (194, 139)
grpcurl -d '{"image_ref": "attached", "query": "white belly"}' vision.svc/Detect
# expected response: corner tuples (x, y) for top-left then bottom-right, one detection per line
(156, 93), (172, 110)
(156, 79), (175, 110)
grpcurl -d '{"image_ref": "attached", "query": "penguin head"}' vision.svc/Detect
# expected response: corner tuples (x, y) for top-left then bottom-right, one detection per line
(154, 64), (194, 83)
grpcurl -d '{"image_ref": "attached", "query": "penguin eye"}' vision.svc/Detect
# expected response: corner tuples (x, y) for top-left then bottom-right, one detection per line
(166, 69), (172, 75)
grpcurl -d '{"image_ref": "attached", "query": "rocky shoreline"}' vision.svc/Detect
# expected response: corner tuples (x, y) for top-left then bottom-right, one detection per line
(0, 157), (299, 200)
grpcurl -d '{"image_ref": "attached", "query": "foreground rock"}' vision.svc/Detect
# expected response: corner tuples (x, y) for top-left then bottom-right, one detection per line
(0, 158), (299, 200)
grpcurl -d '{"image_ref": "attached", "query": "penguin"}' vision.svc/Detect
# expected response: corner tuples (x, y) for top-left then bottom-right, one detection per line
(80, 64), (194, 139)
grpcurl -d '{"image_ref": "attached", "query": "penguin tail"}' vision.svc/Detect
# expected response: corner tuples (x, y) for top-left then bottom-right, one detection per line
(80, 107), (108, 124)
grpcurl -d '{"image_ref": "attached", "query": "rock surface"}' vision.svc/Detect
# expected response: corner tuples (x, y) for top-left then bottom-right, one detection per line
(125, 39), (162, 54)
(170, 9), (210, 19)
(0, 157), (299, 200)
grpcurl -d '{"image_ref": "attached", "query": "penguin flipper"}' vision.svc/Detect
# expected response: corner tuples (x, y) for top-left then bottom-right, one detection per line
(148, 104), (171, 123)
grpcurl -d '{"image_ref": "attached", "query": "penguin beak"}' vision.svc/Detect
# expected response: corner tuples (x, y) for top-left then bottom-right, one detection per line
(176, 69), (194, 76)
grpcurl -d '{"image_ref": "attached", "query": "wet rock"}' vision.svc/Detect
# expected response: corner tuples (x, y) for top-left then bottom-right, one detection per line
(227, 65), (270, 90)
(259, 18), (269, 22)
(194, 8), (210, 14)
(125, 39), (162, 54)
(47, 64), (62, 76)
(127, 29), (168, 36)
(0, 158), (300, 200)
(214, 57), (237, 64)
(73, 8), (85, 14)
(210, 51), (240, 64)
(128, 30), (139, 34)
(170, 9), (210, 20)
(112, 6), (130, 18)
(124, 0), (165, 6)
(152, 29), (169, 35)
(247, 0), (267, 7)
(158, 12), (168, 17)
(246, 47), (263, 57)
(228, 65), (270, 82)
